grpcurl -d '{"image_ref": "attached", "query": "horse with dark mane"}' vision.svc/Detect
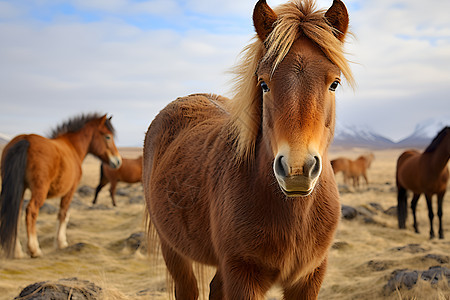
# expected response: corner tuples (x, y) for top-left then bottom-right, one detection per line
(92, 155), (142, 206)
(397, 126), (450, 239)
(143, 0), (353, 298)
(0, 113), (122, 258)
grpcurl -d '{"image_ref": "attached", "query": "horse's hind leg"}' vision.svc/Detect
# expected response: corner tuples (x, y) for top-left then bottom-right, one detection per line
(26, 192), (47, 258)
(425, 194), (435, 239)
(92, 175), (108, 205)
(109, 180), (118, 207)
(411, 194), (420, 233)
(437, 192), (444, 239)
(57, 189), (76, 249)
(160, 240), (199, 300)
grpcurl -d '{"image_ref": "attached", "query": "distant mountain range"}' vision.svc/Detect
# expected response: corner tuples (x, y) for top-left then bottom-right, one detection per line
(0, 133), (10, 146)
(333, 116), (449, 149)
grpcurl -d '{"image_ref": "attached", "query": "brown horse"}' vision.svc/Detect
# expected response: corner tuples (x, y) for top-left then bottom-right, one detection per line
(0, 113), (122, 258)
(331, 157), (350, 185)
(92, 155), (142, 206)
(348, 153), (374, 188)
(397, 126), (450, 239)
(143, 0), (353, 299)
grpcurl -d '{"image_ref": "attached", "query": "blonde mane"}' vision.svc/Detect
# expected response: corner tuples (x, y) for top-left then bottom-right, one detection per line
(229, 0), (354, 161)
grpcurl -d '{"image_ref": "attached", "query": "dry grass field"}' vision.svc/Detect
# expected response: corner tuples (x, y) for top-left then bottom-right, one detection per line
(0, 146), (449, 299)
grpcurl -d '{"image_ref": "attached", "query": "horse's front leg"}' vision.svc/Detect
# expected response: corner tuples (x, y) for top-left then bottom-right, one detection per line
(282, 257), (327, 300)
(57, 187), (76, 249)
(222, 257), (278, 300)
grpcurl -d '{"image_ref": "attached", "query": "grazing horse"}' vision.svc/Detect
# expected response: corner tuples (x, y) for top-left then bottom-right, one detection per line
(92, 155), (142, 206)
(331, 157), (351, 185)
(397, 126), (450, 239)
(143, 0), (354, 298)
(348, 153), (374, 188)
(0, 113), (122, 258)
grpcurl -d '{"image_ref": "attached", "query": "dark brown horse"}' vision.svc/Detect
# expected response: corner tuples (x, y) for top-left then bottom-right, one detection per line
(92, 155), (142, 206)
(143, 0), (353, 298)
(0, 113), (122, 258)
(397, 126), (450, 239)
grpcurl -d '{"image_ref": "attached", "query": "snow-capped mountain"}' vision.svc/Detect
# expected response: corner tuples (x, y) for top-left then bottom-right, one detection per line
(332, 122), (395, 149)
(396, 116), (449, 148)
(0, 133), (10, 145)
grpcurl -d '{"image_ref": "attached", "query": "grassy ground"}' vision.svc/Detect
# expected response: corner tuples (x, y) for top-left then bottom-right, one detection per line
(1, 147), (449, 299)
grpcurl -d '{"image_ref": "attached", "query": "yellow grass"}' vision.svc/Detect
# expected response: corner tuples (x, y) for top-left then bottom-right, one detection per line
(0, 147), (449, 299)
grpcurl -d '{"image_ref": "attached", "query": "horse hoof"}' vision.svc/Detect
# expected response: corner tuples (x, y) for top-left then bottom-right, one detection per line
(30, 250), (43, 258)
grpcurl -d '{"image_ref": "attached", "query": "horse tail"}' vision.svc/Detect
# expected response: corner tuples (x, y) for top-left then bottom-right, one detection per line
(0, 139), (29, 257)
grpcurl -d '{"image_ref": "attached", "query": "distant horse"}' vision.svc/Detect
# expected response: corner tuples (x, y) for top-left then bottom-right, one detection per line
(0, 113), (122, 258)
(92, 155), (142, 206)
(331, 157), (351, 185)
(348, 153), (374, 188)
(397, 126), (449, 239)
(143, 0), (353, 298)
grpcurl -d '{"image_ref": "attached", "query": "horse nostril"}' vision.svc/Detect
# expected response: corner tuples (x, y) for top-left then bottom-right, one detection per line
(303, 155), (321, 178)
(274, 155), (288, 178)
(311, 155), (321, 178)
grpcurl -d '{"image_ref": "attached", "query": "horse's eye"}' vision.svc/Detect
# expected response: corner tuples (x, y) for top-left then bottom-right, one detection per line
(105, 135), (111, 140)
(329, 80), (340, 92)
(260, 81), (270, 93)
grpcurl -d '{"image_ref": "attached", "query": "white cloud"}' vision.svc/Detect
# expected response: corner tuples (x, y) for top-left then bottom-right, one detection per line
(0, 0), (449, 145)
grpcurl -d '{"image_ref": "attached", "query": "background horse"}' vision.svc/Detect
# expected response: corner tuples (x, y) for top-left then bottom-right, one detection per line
(397, 126), (450, 239)
(143, 0), (353, 299)
(0, 113), (122, 258)
(348, 153), (375, 188)
(331, 157), (351, 185)
(92, 155), (142, 206)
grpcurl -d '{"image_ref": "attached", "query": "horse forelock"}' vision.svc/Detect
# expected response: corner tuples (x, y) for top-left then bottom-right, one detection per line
(49, 113), (115, 139)
(229, 0), (353, 162)
(425, 126), (450, 153)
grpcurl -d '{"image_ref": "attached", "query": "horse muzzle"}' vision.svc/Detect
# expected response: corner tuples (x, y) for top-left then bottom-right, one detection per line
(273, 152), (322, 197)
(108, 155), (122, 169)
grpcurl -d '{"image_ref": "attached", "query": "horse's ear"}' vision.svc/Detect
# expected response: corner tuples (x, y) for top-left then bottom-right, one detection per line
(98, 114), (107, 126)
(325, 0), (349, 42)
(253, 0), (278, 42)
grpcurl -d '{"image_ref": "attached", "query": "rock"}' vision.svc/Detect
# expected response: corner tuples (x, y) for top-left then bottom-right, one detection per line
(384, 206), (397, 216)
(332, 241), (350, 250)
(355, 206), (376, 217)
(421, 266), (450, 285)
(115, 188), (129, 196)
(125, 232), (146, 251)
(369, 202), (384, 212)
(367, 260), (392, 271)
(15, 277), (102, 299)
(384, 266), (450, 295)
(384, 269), (418, 294)
(422, 254), (450, 264)
(129, 195), (144, 204)
(391, 244), (426, 254)
(39, 203), (58, 214)
(341, 205), (357, 220)
(77, 185), (95, 197)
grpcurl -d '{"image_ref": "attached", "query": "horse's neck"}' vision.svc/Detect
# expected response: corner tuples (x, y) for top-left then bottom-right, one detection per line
(61, 127), (94, 162)
(426, 145), (450, 175)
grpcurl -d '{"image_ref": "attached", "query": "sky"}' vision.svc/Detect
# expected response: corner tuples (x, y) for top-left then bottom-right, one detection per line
(0, 0), (449, 146)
